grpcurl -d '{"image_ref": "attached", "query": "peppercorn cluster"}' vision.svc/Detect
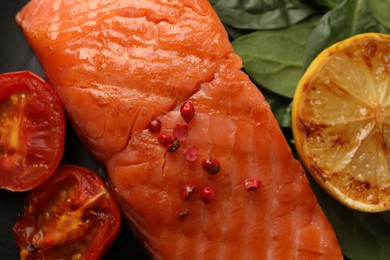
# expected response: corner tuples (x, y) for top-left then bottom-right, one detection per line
(147, 100), (261, 206)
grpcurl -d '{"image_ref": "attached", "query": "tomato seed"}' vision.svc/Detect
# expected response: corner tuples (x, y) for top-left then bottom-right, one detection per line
(71, 253), (83, 260)
(59, 190), (67, 202)
(180, 100), (195, 123)
(201, 158), (220, 175)
(200, 186), (215, 204)
(20, 249), (29, 259)
(32, 233), (41, 244)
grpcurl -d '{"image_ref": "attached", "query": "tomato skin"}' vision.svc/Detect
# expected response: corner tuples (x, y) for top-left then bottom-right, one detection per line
(13, 164), (122, 260)
(0, 71), (65, 191)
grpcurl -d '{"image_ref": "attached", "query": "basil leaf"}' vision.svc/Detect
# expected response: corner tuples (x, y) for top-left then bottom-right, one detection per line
(369, 0), (390, 30)
(303, 0), (390, 68)
(211, 0), (318, 30)
(232, 18), (318, 98)
(224, 25), (254, 40)
(306, 0), (343, 9)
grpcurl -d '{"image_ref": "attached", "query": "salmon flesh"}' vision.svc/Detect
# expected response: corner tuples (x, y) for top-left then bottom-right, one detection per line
(17, 0), (342, 259)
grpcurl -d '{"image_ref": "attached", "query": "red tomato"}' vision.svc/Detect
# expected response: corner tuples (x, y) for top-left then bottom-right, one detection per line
(0, 71), (65, 191)
(13, 164), (122, 260)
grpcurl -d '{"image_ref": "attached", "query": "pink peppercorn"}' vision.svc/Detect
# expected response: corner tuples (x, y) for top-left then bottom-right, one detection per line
(182, 146), (199, 162)
(148, 119), (162, 133)
(244, 177), (261, 190)
(180, 101), (195, 123)
(201, 158), (220, 175)
(173, 124), (189, 141)
(200, 185), (215, 204)
(167, 139), (180, 152)
(180, 183), (195, 200)
(157, 134), (173, 147)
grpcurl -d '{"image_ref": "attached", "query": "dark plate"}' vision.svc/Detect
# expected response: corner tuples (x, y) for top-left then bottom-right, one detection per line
(0, 0), (149, 259)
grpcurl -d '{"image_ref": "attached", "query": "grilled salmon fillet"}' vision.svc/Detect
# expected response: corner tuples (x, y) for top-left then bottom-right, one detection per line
(17, 0), (343, 258)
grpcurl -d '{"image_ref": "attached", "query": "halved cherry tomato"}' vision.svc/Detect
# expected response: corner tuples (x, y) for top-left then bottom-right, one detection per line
(0, 70), (65, 191)
(13, 164), (121, 260)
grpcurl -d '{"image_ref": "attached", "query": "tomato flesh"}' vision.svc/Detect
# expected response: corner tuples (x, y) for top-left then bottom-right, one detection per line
(0, 71), (65, 191)
(13, 164), (121, 260)
(0, 92), (28, 167)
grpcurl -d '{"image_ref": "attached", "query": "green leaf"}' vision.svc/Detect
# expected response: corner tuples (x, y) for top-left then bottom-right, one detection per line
(369, 0), (390, 30)
(224, 25), (254, 40)
(303, 0), (390, 68)
(211, 0), (319, 30)
(232, 18), (319, 98)
(306, 0), (343, 9)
